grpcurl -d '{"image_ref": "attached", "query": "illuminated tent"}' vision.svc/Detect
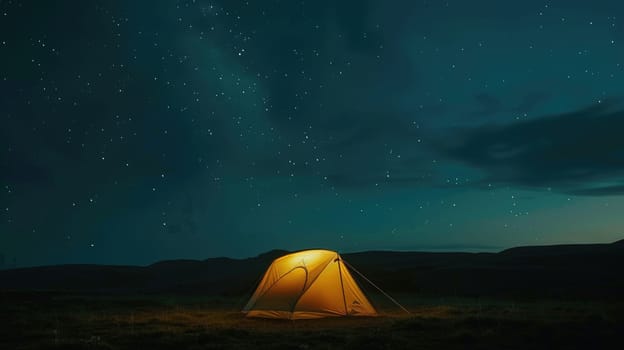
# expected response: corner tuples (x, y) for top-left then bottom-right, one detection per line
(243, 249), (377, 319)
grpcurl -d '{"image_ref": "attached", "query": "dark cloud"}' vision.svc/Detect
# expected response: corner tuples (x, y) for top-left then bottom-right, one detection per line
(470, 93), (502, 118)
(468, 92), (550, 121)
(571, 185), (624, 196)
(513, 92), (550, 115)
(248, 108), (430, 189)
(440, 100), (624, 195)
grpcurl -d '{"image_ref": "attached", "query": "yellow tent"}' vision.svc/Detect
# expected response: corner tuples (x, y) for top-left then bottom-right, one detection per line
(243, 249), (377, 319)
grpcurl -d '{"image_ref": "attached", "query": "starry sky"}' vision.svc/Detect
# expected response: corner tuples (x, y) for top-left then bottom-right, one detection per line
(2, 0), (624, 267)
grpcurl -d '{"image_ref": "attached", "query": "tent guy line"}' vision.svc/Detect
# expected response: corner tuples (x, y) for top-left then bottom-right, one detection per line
(342, 259), (411, 315)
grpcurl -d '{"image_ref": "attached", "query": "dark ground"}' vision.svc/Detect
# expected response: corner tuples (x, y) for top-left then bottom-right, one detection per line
(1, 291), (622, 350)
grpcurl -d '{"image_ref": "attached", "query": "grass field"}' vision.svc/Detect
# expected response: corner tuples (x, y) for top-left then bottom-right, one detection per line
(1, 292), (622, 349)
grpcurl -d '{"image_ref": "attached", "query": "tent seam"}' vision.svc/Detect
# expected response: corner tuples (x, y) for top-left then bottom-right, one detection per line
(290, 254), (338, 313)
(247, 265), (308, 310)
(337, 258), (348, 315)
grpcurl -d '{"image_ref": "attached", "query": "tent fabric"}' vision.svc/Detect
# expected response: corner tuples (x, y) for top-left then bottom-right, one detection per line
(243, 249), (377, 319)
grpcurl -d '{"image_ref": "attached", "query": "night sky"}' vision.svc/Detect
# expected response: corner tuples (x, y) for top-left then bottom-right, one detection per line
(2, 1), (624, 267)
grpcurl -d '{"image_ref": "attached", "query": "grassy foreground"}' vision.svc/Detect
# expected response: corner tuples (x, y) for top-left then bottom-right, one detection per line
(1, 292), (622, 349)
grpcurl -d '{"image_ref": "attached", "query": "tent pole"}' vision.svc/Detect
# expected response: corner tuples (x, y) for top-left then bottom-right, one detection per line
(343, 259), (411, 315)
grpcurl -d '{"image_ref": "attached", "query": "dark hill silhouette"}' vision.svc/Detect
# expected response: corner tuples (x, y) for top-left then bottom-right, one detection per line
(1, 241), (623, 299)
(344, 240), (624, 299)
